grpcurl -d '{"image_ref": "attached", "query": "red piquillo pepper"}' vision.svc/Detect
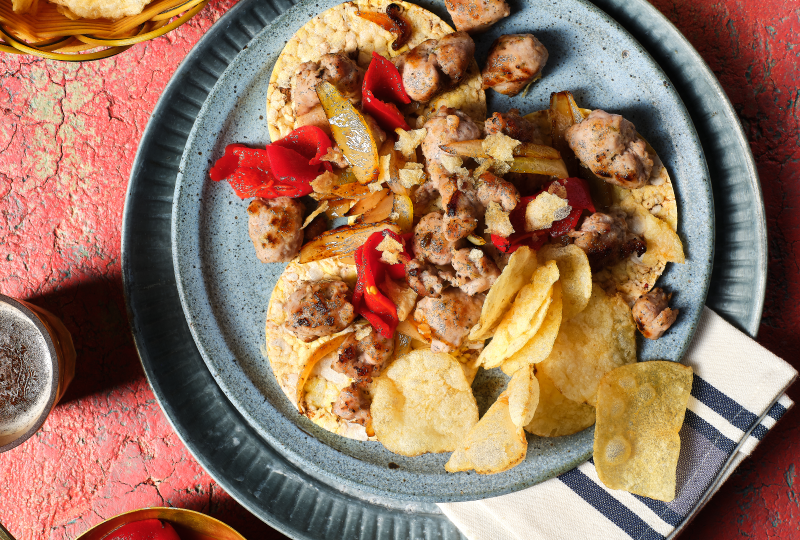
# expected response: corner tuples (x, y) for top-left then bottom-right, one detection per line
(209, 126), (332, 199)
(492, 177), (595, 253)
(362, 51), (411, 132)
(104, 519), (182, 540)
(352, 229), (410, 338)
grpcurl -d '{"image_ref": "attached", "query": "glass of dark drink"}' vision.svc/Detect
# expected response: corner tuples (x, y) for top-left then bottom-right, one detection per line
(0, 293), (75, 453)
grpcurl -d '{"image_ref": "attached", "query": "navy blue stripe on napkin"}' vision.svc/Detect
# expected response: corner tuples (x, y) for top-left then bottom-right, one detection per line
(683, 409), (736, 454)
(558, 468), (665, 540)
(691, 375), (757, 431)
(768, 401), (788, 420)
(751, 424), (768, 441)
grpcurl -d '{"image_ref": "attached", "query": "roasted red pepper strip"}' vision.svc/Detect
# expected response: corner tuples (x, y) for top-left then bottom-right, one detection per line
(362, 52), (411, 132)
(491, 177), (595, 252)
(546, 177), (595, 237)
(352, 230), (410, 338)
(210, 145), (281, 199)
(265, 144), (322, 197)
(104, 519), (182, 540)
(272, 125), (333, 168)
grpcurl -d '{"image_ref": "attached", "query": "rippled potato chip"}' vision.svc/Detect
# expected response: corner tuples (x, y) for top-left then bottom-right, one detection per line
(507, 365), (540, 428)
(469, 246), (538, 341)
(501, 282), (563, 376)
(445, 394), (527, 474)
(525, 370), (596, 437)
(372, 350), (479, 456)
(537, 284), (636, 406)
(537, 244), (592, 321)
(479, 260), (560, 369)
(594, 361), (693, 501)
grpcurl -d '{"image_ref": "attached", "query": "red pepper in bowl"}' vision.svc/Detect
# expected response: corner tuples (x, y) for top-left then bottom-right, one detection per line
(362, 52), (411, 132)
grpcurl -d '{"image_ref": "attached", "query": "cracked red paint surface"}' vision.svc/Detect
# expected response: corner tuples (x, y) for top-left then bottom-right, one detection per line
(0, 0), (797, 538)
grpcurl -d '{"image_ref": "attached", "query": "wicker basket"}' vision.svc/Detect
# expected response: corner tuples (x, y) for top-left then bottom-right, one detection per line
(0, 0), (208, 60)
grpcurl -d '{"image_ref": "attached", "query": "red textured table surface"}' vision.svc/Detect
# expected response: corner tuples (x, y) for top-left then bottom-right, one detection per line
(0, 0), (797, 538)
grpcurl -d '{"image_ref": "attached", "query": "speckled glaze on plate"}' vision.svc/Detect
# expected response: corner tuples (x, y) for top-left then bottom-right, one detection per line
(169, 0), (712, 502)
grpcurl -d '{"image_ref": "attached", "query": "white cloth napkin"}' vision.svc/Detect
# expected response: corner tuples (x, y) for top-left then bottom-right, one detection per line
(438, 307), (797, 540)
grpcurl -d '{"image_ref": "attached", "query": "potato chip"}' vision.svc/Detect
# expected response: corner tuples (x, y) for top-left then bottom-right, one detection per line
(469, 246), (538, 341)
(372, 350), (478, 456)
(445, 394), (527, 474)
(479, 260), (559, 369)
(537, 284), (636, 406)
(525, 370), (596, 437)
(537, 244), (592, 321)
(394, 127), (427, 159)
(594, 361), (693, 501)
(501, 282), (562, 375)
(507, 365), (540, 428)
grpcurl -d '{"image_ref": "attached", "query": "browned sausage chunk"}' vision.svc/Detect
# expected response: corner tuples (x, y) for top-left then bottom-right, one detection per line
(332, 382), (372, 426)
(413, 212), (465, 265)
(414, 288), (483, 352)
(484, 109), (544, 144)
(632, 288), (678, 340)
(564, 109), (654, 189)
(482, 34), (549, 96)
(332, 329), (395, 381)
(247, 197), (305, 263)
(284, 280), (355, 342)
(569, 212), (646, 271)
(444, 0), (510, 33)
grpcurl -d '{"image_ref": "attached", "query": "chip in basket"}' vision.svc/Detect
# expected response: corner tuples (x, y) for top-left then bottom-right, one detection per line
(537, 284), (636, 406)
(594, 360), (693, 501)
(371, 349), (479, 456)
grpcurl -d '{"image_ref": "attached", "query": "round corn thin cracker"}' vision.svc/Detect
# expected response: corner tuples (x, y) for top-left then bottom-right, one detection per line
(537, 283), (636, 407)
(371, 349), (478, 456)
(525, 369), (595, 437)
(523, 105), (682, 302)
(265, 258), (371, 440)
(594, 361), (693, 502)
(266, 0), (485, 141)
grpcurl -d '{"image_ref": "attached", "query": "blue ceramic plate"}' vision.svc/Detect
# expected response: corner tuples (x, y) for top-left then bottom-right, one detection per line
(170, 0), (713, 502)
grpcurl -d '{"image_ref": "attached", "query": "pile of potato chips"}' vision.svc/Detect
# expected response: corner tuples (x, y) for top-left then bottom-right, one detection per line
(370, 243), (693, 502)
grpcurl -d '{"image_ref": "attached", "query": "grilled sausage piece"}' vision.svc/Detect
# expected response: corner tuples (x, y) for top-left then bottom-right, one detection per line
(284, 280), (355, 342)
(632, 288), (678, 340)
(247, 197), (305, 263)
(569, 212), (646, 271)
(414, 288), (483, 353)
(482, 34), (549, 96)
(565, 109), (654, 189)
(444, 0), (510, 33)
